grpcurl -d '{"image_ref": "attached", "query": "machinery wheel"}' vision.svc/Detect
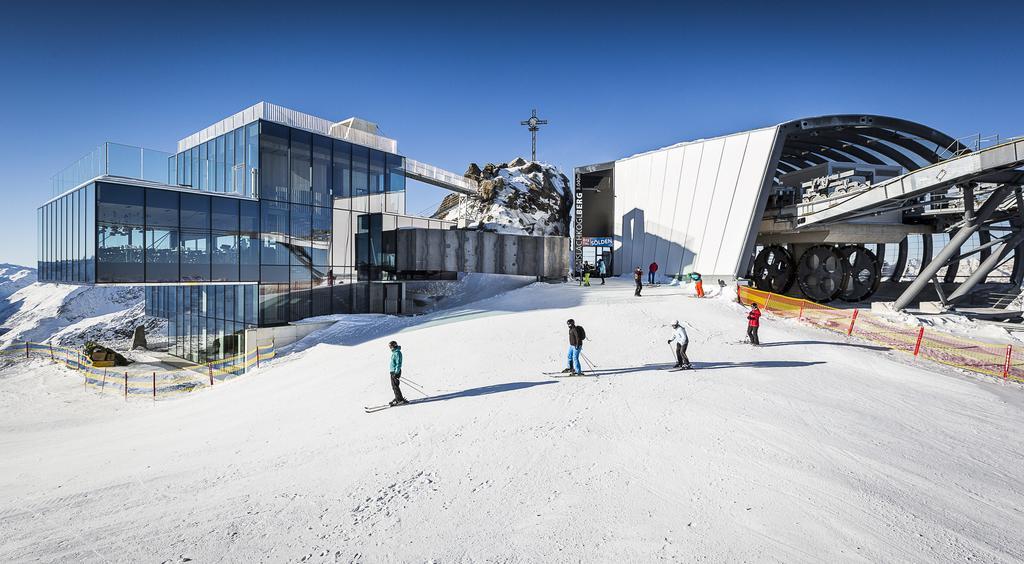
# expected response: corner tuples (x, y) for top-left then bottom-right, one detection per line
(750, 245), (795, 294)
(838, 245), (881, 302)
(796, 245), (848, 302)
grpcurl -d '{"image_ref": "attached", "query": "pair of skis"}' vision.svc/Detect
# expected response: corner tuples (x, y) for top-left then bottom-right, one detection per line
(364, 400), (417, 414)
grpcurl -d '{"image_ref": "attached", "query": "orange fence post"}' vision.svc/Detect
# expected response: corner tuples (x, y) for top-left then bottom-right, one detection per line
(913, 326), (925, 357)
(208, 364), (214, 386)
(798, 301), (805, 320)
(256, 346), (260, 368)
(1003, 345), (1012, 380)
(764, 293), (773, 312)
(153, 372), (157, 400)
(25, 342), (29, 359)
(124, 372), (128, 400)
(49, 343), (54, 361)
(847, 309), (859, 336)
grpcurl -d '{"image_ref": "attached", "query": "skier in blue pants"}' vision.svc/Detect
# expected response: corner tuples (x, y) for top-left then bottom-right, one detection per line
(563, 319), (585, 375)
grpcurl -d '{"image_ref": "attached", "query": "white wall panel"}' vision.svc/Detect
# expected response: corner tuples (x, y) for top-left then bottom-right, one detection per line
(715, 127), (778, 273)
(655, 146), (686, 269)
(680, 138), (725, 272)
(666, 144), (702, 274)
(694, 134), (749, 273)
(613, 125), (780, 277)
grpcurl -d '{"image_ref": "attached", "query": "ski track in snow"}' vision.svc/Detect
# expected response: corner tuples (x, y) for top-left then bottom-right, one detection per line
(1, 278), (1023, 562)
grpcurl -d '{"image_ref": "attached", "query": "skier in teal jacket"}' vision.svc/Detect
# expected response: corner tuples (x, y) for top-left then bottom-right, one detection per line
(388, 341), (407, 406)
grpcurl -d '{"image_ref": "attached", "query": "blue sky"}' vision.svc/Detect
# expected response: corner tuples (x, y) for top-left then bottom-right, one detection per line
(1, 0), (1022, 267)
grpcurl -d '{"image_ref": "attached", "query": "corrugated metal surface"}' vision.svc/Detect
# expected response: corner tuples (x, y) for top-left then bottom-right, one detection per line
(176, 102), (399, 155)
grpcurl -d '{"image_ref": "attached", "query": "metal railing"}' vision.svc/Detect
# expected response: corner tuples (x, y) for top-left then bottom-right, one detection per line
(404, 158), (479, 195)
(51, 142), (174, 198)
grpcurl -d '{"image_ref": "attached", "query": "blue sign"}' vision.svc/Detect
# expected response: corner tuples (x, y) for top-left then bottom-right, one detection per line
(582, 237), (613, 247)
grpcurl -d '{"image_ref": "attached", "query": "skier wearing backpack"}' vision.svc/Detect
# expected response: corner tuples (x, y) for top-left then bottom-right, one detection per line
(563, 319), (586, 375)
(667, 320), (691, 369)
(633, 266), (643, 296)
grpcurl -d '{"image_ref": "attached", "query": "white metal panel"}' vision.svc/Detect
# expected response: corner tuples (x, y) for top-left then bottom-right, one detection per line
(640, 150), (668, 270)
(680, 137), (725, 272)
(655, 145), (686, 272)
(615, 156), (641, 272)
(694, 134), (749, 273)
(665, 143), (702, 275)
(715, 127), (779, 273)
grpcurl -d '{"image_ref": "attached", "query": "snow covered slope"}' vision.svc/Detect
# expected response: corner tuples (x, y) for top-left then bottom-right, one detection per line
(0, 278), (155, 350)
(433, 158), (570, 236)
(1, 279), (1023, 562)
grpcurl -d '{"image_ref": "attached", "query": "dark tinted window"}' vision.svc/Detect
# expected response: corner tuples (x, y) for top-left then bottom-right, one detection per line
(146, 189), (179, 227)
(211, 197), (239, 232)
(180, 193), (210, 229)
(261, 122), (289, 202)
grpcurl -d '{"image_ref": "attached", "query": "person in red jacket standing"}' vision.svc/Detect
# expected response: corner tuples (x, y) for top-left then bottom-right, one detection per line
(746, 303), (761, 345)
(648, 261), (659, 284)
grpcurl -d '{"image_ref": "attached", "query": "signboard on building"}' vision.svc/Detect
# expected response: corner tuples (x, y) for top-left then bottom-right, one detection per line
(573, 172), (584, 273)
(581, 237), (613, 247)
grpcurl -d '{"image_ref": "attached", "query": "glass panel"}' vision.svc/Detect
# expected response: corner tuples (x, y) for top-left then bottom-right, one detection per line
(225, 133), (235, 194)
(290, 203), (311, 266)
(312, 206), (330, 266)
(180, 192), (210, 229)
(261, 122), (289, 201)
(84, 184), (94, 282)
(369, 149), (386, 194)
(311, 285), (331, 317)
(234, 128), (245, 194)
(290, 129), (312, 204)
(240, 200), (260, 281)
(146, 188), (179, 227)
(180, 230), (210, 281)
(332, 209), (353, 267)
(97, 183), (144, 224)
(258, 283), (289, 325)
(260, 200), (289, 265)
(211, 197), (239, 232)
(312, 135), (331, 207)
(176, 153), (184, 186)
(107, 143), (142, 179)
(332, 140), (351, 200)
(97, 223), (144, 282)
(216, 135), (226, 193)
(199, 142), (208, 190)
(145, 227), (179, 282)
(211, 232), (239, 282)
(246, 122), (259, 197)
(244, 285), (257, 325)
(352, 145), (369, 196)
(190, 146), (199, 188)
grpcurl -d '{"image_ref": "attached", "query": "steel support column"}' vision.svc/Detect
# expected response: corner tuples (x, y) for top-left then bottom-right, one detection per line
(947, 227), (1024, 303)
(894, 186), (1012, 311)
(890, 237), (909, 282)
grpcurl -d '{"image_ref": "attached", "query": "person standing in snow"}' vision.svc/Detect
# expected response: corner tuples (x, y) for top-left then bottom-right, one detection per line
(596, 257), (607, 285)
(667, 320), (691, 369)
(582, 262), (592, 287)
(633, 266), (643, 296)
(563, 319), (585, 375)
(746, 303), (761, 346)
(648, 261), (659, 285)
(388, 341), (408, 406)
(689, 272), (704, 298)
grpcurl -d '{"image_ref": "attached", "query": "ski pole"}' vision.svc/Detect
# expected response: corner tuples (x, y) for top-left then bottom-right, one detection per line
(401, 378), (429, 398)
(581, 352), (598, 368)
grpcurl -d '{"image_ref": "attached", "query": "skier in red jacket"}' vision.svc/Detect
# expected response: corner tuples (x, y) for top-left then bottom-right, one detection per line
(648, 262), (659, 285)
(746, 303), (761, 345)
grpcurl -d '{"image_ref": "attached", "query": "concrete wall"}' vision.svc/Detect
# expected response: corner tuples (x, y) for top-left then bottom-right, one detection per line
(613, 126), (781, 277)
(396, 229), (569, 279)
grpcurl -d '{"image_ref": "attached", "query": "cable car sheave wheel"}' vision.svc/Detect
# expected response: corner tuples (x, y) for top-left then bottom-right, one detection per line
(838, 245), (881, 302)
(751, 245), (795, 294)
(796, 245), (849, 303)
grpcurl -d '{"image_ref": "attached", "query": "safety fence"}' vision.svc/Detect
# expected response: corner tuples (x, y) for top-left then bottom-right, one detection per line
(737, 286), (1024, 384)
(0, 340), (276, 400)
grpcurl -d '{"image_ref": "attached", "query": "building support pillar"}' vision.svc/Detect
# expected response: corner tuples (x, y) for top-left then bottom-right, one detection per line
(890, 237), (909, 283)
(894, 185), (1011, 311)
(947, 227), (1024, 304)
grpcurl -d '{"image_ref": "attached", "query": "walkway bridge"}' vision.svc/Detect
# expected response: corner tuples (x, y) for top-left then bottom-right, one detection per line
(404, 159), (479, 195)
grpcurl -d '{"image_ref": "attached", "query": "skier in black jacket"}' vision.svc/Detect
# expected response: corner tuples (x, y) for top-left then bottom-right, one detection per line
(563, 319), (585, 375)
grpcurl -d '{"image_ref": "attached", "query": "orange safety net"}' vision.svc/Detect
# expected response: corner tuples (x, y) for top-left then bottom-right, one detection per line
(737, 286), (1021, 384)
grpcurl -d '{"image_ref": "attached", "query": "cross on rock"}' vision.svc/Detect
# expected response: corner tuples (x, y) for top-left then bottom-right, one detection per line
(520, 109), (548, 161)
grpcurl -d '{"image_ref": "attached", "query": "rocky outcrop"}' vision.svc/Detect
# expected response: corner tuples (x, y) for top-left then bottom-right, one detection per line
(432, 158), (570, 237)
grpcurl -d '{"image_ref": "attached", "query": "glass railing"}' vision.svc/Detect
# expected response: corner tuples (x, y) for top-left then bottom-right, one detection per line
(51, 142), (173, 198)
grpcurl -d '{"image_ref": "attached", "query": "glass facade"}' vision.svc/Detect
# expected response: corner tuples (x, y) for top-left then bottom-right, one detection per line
(38, 183), (95, 283)
(146, 285), (257, 364)
(41, 117), (412, 363)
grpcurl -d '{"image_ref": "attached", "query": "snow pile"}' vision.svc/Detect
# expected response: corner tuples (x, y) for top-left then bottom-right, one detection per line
(1, 279), (1023, 561)
(433, 158), (570, 236)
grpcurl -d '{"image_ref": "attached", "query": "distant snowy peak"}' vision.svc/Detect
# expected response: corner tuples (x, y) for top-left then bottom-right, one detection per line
(433, 158), (570, 237)
(0, 264), (36, 283)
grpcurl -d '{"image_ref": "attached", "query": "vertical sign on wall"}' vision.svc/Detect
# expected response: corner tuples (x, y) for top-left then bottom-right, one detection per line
(574, 172), (584, 274)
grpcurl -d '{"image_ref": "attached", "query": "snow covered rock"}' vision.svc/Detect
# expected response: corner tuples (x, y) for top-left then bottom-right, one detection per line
(432, 159), (570, 236)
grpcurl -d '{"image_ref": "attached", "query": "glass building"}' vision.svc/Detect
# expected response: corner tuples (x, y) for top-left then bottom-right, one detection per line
(38, 102), (447, 365)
